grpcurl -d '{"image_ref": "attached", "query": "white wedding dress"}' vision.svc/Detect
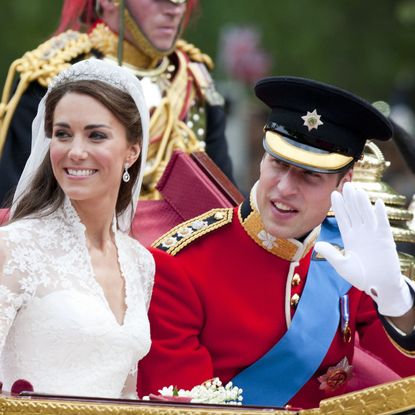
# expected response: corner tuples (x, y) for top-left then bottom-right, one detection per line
(0, 198), (154, 398)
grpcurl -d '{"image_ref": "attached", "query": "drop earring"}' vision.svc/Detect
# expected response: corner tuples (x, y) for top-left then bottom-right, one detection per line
(123, 163), (130, 183)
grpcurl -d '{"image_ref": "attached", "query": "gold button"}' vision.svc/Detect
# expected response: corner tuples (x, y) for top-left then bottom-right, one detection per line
(290, 293), (300, 307)
(291, 273), (301, 286)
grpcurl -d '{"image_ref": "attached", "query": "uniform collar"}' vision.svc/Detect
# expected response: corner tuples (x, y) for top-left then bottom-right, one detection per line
(89, 23), (164, 70)
(238, 183), (320, 262)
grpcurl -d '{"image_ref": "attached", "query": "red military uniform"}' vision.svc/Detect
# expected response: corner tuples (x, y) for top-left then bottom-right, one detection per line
(137, 197), (415, 409)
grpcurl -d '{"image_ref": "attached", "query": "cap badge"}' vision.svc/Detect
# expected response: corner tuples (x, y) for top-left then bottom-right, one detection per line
(301, 109), (323, 131)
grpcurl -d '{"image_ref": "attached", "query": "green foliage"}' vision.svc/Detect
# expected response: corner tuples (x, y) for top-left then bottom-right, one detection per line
(185, 0), (415, 101)
(0, 1), (63, 84)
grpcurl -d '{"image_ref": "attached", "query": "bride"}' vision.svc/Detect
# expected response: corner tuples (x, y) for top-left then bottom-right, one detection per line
(0, 59), (154, 399)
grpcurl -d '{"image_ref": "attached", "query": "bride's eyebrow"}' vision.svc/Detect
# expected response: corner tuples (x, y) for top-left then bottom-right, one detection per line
(53, 122), (70, 127)
(52, 122), (111, 130)
(84, 124), (110, 130)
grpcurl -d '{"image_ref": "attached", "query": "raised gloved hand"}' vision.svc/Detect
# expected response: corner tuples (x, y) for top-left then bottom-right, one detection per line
(314, 182), (413, 317)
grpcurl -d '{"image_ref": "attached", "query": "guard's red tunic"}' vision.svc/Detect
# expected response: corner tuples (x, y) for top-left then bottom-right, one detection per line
(137, 204), (415, 409)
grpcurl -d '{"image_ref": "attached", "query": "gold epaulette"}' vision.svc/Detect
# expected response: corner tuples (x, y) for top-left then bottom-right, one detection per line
(178, 39), (224, 107)
(152, 208), (233, 255)
(0, 30), (92, 156)
(176, 39), (214, 71)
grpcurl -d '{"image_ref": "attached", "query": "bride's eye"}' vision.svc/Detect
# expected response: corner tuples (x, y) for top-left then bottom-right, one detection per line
(90, 131), (107, 140)
(53, 129), (71, 140)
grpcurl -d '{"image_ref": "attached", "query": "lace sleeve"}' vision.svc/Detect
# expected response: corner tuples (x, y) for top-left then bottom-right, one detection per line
(0, 238), (25, 355)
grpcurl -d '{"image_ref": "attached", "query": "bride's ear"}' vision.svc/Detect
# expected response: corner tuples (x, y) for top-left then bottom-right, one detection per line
(126, 144), (141, 167)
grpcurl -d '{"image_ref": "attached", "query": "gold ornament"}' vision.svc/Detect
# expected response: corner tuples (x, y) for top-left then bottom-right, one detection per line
(352, 141), (415, 279)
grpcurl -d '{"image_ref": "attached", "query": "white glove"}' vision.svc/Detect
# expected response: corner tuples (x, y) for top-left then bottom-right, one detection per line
(314, 182), (413, 317)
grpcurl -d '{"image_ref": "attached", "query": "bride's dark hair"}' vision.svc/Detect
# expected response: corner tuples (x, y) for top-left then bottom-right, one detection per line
(11, 80), (143, 223)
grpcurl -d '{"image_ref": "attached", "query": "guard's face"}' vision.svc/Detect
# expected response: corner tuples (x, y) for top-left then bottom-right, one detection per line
(50, 92), (140, 207)
(256, 154), (352, 240)
(127, 0), (186, 51)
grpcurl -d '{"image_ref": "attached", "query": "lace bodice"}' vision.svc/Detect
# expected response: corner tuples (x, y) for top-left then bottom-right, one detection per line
(0, 199), (154, 398)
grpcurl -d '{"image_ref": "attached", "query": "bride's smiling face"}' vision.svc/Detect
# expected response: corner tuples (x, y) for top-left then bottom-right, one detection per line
(49, 92), (139, 204)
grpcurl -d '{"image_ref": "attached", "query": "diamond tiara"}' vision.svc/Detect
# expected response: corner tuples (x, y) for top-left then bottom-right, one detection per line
(49, 58), (133, 93)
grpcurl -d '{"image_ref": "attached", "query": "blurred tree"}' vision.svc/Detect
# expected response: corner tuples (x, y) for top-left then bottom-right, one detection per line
(0, 1), (63, 84)
(185, 0), (415, 102)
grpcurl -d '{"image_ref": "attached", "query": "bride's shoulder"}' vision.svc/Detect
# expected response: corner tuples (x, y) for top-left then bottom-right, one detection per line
(0, 217), (46, 241)
(0, 217), (39, 235)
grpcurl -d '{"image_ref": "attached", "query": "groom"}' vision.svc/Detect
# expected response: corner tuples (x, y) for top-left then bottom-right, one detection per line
(138, 76), (415, 409)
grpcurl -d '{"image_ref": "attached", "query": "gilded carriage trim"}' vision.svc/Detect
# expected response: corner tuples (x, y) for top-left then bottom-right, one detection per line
(0, 396), (291, 415)
(306, 376), (415, 415)
(1, 376), (415, 414)
(152, 208), (233, 255)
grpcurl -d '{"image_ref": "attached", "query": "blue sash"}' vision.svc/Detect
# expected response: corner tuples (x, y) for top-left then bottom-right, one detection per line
(232, 218), (351, 406)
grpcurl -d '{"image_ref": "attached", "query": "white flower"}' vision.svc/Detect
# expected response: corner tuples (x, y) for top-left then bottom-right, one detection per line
(154, 377), (243, 405)
(158, 386), (175, 396)
(258, 230), (277, 250)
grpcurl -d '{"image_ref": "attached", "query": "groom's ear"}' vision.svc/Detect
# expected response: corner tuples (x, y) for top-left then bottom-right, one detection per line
(336, 169), (353, 191)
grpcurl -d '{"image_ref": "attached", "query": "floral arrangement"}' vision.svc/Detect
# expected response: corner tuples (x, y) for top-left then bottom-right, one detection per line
(143, 378), (243, 405)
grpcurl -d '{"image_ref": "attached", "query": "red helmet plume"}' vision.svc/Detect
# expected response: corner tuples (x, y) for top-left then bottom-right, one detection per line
(55, 0), (96, 34)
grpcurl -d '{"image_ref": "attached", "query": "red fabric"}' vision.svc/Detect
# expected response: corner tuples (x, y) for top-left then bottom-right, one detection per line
(55, 0), (95, 34)
(156, 151), (234, 216)
(0, 209), (9, 225)
(137, 207), (415, 409)
(358, 315), (415, 378)
(345, 342), (400, 393)
(132, 200), (183, 247)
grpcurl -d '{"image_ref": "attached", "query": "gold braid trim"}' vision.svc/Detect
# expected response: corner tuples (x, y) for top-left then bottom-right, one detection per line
(0, 30), (92, 157)
(148, 50), (191, 144)
(142, 49), (205, 199)
(384, 327), (415, 357)
(176, 39), (214, 70)
(152, 208), (233, 255)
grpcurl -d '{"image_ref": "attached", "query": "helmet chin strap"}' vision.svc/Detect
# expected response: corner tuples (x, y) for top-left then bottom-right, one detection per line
(116, 0), (185, 66)
(117, 0), (125, 65)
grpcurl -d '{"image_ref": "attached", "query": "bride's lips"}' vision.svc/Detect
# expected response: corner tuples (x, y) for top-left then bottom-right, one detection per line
(64, 168), (98, 178)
